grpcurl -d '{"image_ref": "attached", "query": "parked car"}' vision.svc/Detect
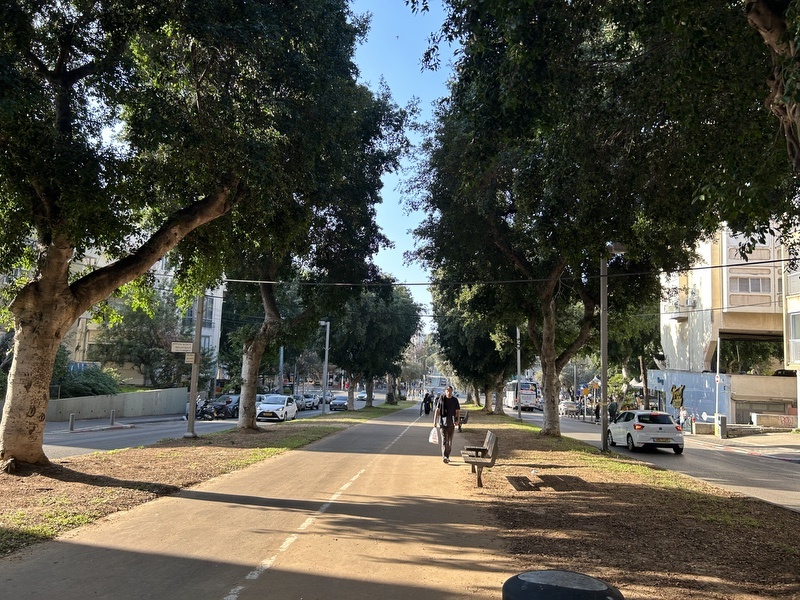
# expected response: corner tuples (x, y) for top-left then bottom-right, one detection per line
(316, 391), (335, 404)
(607, 410), (684, 454)
(303, 393), (319, 410)
(329, 396), (348, 411)
(356, 390), (367, 401)
(290, 394), (305, 411)
(255, 394), (298, 422)
(558, 400), (579, 416)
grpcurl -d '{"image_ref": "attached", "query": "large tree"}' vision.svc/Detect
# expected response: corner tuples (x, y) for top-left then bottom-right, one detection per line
(327, 285), (421, 409)
(176, 77), (411, 430)
(0, 0), (374, 466)
(432, 285), (529, 414)
(409, 0), (795, 436)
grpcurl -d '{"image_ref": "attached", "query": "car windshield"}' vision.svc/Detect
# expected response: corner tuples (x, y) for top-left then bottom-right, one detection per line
(261, 396), (285, 404)
(638, 413), (674, 425)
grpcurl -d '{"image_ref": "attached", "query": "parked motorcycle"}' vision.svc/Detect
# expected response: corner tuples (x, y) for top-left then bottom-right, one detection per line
(195, 398), (217, 421)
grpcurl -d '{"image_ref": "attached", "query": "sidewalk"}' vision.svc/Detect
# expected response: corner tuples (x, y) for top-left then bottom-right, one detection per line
(43, 414), (186, 434)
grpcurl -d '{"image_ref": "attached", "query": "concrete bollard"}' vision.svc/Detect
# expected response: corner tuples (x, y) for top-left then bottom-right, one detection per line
(69, 413), (75, 431)
(502, 570), (624, 600)
(110, 410), (115, 426)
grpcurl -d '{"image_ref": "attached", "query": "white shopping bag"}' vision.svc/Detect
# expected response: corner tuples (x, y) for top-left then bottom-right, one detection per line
(428, 427), (439, 444)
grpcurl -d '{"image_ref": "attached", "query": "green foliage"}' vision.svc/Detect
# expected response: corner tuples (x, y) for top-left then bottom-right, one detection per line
(88, 292), (213, 388)
(51, 345), (70, 386)
(328, 285), (422, 383)
(409, 1), (795, 421)
(57, 367), (121, 398)
(719, 341), (784, 375)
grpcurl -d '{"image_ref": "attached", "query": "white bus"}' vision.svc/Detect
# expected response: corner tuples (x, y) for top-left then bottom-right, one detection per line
(503, 380), (541, 411)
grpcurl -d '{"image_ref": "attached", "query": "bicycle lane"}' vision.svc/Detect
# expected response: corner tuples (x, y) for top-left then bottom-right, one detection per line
(0, 405), (515, 600)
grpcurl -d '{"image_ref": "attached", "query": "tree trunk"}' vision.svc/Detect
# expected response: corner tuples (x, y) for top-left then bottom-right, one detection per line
(364, 377), (373, 408)
(0, 315), (70, 465)
(385, 373), (397, 404)
(482, 385), (492, 413)
(639, 354), (650, 410)
(538, 296), (562, 436)
(237, 282), (283, 430)
(238, 336), (268, 430)
(0, 184), (239, 466)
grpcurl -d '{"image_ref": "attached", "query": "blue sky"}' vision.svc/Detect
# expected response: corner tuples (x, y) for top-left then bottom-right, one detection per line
(350, 0), (454, 326)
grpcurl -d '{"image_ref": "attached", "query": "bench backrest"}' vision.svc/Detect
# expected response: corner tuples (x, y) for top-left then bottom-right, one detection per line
(481, 429), (492, 448)
(485, 431), (498, 465)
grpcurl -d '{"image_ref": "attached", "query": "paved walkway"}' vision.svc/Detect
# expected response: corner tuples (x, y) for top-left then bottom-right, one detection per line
(4, 406), (516, 600)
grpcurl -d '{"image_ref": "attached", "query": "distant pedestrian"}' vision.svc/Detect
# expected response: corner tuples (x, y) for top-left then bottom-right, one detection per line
(423, 392), (433, 415)
(679, 406), (689, 432)
(608, 398), (619, 422)
(594, 402), (601, 424)
(433, 386), (460, 463)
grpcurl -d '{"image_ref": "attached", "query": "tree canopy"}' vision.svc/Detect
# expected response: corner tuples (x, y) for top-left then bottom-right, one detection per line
(0, 0), (388, 466)
(408, 0), (796, 436)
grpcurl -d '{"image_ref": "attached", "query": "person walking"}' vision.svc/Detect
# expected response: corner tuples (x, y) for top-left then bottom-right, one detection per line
(422, 392), (433, 415)
(608, 397), (619, 422)
(433, 385), (460, 463)
(594, 401), (601, 424)
(679, 405), (689, 433)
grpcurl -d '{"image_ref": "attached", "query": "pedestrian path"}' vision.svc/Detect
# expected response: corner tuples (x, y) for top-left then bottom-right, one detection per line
(4, 405), (516, 600)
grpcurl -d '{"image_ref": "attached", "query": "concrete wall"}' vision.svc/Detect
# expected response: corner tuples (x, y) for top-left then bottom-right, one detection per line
(42, 388), (189, 422)
(751, 413), (798, 428)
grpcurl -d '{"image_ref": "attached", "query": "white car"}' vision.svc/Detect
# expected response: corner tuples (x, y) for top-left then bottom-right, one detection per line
(558, 400), (578, 416)
(255, 394), (298, 422)
(356, 390), (367, 401)
(607, 410), (684, 454)
(302, 393), (319, 410)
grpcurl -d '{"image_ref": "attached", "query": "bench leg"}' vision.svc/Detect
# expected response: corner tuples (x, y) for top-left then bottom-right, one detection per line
(476, 466), (483, 487)
(470, 464), (476, 473)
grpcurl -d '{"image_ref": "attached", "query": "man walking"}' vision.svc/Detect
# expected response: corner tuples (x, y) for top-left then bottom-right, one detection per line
(433, 386), (460, 463)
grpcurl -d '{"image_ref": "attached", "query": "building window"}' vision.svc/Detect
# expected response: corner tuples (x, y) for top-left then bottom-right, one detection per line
(731, 277), (771, 294)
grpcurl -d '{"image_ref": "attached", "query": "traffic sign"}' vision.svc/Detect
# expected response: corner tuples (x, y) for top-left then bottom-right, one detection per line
(184, 353), (195, 364)
(171, 341), (194, 353)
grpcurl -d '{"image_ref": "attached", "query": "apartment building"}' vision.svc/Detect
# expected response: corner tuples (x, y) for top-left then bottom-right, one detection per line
(649, 227), (798, 426)
(67, 253), (224, 387)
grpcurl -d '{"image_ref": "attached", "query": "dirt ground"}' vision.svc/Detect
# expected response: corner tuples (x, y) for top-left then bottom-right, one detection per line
(1, 407), (799, 599)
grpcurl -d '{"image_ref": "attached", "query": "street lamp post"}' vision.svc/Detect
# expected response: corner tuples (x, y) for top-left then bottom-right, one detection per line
(600, 257), (610, 451)
(600, 243), (625, 452)
(319, 320), (330, 415)
(184, 294), (204, 439)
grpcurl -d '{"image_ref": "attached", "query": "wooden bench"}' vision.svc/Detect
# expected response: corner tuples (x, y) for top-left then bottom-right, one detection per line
(458, 410), (469, 432)
(460, 430), (498, 487)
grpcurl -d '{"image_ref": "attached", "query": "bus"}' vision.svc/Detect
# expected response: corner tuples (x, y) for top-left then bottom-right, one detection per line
(503, 379), (541, 411)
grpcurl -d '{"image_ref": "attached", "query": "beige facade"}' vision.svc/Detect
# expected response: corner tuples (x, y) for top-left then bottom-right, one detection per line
(654, 227), (796, 424)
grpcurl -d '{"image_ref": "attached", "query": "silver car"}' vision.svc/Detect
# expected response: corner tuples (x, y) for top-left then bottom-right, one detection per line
(607, 410), (684, 454)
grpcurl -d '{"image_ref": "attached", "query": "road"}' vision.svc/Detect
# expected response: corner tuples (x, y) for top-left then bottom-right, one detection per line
(505, 407), (800, 513)
(43, 393), (384, 459)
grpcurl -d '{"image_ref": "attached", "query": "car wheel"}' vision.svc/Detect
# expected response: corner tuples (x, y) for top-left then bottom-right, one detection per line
(673, 446), (684, 454)
(606, 430), (615, 447)
(626, 435), (637, 452)
(279, 414), (286, 422)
